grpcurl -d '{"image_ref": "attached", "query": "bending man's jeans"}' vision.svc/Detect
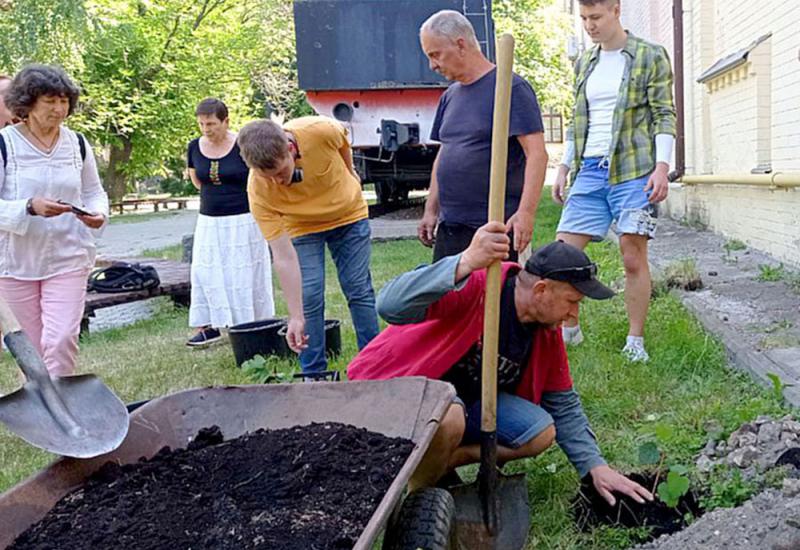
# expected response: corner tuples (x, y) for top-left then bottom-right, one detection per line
(292, 218), (379, 373)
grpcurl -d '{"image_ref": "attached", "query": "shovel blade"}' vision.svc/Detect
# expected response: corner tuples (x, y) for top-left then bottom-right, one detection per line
(450, 472), (530, 550)
(0, 374), (129, 458)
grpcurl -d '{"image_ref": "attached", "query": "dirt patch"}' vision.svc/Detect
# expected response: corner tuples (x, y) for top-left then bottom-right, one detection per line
(573, 473), (703, 540)
(10, 423), (414, 550)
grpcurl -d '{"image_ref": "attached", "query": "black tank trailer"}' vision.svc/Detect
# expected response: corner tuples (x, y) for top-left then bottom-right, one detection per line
(293, 0), (495, 204)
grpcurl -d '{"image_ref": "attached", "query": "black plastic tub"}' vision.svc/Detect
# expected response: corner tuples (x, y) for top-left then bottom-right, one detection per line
(228, 319), (291, 367)
(324, 319), (342, 357)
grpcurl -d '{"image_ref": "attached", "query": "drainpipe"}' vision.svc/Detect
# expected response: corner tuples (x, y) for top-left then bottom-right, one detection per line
(669, 0), (686, 182)
(680, 173), (800, 187)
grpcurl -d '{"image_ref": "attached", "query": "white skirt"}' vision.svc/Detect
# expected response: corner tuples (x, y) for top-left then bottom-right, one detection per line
(189, 213), (275, 328)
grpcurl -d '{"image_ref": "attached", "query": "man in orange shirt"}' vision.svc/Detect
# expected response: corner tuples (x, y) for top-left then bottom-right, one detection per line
(238, 116), (379, 375)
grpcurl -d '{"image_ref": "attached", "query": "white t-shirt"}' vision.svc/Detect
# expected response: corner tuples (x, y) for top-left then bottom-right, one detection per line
(560, 48), (674, 169)
(584, 48), (626, 158)
(0, 125), (109, 280)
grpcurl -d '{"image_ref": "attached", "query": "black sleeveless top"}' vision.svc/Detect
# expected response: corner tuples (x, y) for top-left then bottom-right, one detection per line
(187, 138), (250, 217)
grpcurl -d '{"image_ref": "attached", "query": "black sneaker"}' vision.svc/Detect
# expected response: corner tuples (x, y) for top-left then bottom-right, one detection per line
(186, 327), (221, 347)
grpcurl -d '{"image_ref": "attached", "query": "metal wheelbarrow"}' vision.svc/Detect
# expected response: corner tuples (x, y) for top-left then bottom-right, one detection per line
(0, 378), (456, 549)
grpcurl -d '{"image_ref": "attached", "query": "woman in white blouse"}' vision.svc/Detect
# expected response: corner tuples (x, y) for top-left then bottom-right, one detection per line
(0, 65), (109, 376)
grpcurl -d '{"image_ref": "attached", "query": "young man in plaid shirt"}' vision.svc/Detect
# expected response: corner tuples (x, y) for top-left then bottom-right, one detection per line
(552, 0), (676, 362)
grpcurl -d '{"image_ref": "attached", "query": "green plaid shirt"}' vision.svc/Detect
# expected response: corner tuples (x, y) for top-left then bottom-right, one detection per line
(567, 33), (676, 185)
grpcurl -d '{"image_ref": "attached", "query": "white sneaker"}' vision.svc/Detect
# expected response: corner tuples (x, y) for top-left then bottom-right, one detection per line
(562, 325), (584, 346)
(622, 336), (650, 362)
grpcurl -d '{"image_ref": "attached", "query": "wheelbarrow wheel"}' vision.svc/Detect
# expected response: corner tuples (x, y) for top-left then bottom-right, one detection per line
(383, 488), (455, 550)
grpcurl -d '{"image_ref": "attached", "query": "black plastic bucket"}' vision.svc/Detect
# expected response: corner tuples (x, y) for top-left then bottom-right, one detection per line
(228, 319), (291, 367)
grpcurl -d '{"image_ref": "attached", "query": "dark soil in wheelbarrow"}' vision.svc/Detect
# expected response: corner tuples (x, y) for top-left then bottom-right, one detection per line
(572, 472), (704, 541)
(10, 423), (414, 550)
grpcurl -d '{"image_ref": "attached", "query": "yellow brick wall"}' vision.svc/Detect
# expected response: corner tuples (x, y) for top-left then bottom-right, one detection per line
(620, 0), (800, 265)
(664, 184), (800, 268)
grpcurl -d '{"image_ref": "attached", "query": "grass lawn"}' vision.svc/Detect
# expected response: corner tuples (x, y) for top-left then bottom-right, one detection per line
(0, 200), (789, 548)
(108, 210), (187, 225)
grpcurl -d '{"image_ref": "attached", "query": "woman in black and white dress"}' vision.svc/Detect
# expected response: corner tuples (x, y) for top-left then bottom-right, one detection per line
(186, 98), (274, 346)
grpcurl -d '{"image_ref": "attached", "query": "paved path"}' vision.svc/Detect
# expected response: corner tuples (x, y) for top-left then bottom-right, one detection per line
(97, 209), (200, 258)
(649, 217), (800, 407)
(98, 208), (418, 259)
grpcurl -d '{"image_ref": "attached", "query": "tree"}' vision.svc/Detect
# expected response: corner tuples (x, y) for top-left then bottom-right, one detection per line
(73, 0), (267, 200)
(243, 0), (312, 119)
(0, 0), (86, 70)
(0, 0), (285, 201)
(493, 0), (573, 117)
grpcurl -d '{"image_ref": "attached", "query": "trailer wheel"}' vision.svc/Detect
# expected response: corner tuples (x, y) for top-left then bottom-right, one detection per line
(382, 488), (455, 550)
(375, 180), (394, 205)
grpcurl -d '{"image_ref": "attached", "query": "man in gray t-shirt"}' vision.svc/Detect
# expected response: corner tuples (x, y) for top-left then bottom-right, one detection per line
(418, 10), (549, 262)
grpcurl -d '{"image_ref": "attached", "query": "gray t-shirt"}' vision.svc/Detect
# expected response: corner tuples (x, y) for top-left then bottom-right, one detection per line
(431, 69), (544, 227)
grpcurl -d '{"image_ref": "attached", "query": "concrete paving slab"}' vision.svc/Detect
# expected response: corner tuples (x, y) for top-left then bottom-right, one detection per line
(649, 217), (800, 407)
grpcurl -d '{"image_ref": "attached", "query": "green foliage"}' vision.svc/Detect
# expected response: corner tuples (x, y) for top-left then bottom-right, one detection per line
(657, 466), (691, 508)
(637, 441), (660, 465)
(241, 354), (297, 384)
(499, 2), (572, 112)
(492, 0), (573, 115)
(662, 258), (703, 291)
(159, 176), (196, 197)
(701, 468), (760, 510)
(245, 0), (313, 119)
(0, 0), (302, 200)
(757, 263), (785, 282)
(0, 0), (86, 68)
(723, 239), (746, 253)
(766, 373), (789, 402)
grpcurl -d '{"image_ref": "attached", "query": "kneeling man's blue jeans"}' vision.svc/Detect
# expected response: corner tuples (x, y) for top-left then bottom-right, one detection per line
(292, 219), (379, 373)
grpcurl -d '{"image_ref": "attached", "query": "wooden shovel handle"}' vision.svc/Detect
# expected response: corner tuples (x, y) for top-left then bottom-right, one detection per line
(481, 34), (515, 433)
(0, 294), (22, 335)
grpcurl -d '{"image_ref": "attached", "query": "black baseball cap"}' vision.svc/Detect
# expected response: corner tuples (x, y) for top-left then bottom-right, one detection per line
(524, 241), (615, 300)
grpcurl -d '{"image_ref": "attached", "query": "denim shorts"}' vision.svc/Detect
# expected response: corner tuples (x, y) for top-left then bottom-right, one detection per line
(557, 157), (657, 241)
(454, 392), (554, 449)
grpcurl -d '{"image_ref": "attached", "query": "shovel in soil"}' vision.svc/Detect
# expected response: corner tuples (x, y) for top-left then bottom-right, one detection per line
(0, 296), (129, 458)
(449, 33), (530, 550)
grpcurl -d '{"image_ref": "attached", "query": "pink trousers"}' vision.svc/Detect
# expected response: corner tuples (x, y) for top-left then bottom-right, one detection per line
(0, 269), (89, 377)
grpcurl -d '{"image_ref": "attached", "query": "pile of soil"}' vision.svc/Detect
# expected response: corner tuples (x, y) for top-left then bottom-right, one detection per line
(572, 473), (703, 541)
(633, 489), (800, 550)
(11, 423), (414, 550)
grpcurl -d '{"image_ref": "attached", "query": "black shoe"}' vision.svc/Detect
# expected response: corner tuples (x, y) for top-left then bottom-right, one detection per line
(186, 327), (221, 347)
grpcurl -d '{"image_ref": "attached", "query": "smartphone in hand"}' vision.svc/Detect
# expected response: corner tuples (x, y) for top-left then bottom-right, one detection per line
(57, 200), (95, 217)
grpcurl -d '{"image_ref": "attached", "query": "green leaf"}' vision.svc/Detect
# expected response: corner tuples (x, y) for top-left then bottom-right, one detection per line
(638, 441), (660, 465)
(654, 423), (675, 443)
(658, 470), (691, 508)
(667, 471), (690, 497)
(670, 464), (689, 476)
